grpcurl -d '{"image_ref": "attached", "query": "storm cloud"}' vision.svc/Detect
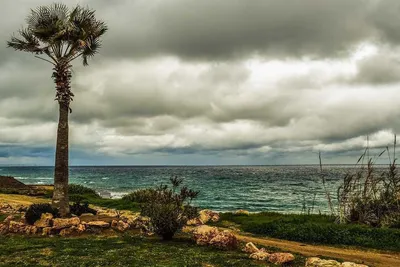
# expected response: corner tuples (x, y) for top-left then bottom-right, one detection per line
(1, 0), (400, 165)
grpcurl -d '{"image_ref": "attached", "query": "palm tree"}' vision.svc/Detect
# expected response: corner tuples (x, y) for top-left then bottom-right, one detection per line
(7, 3), (108, 217)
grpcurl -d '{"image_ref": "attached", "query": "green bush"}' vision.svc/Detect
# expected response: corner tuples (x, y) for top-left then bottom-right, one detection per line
(69, 202), (97, 216)
(140, 176), (199, 240)
(68, 184), (99, 197)
(122, 189), (156, 203)
(25, 204), (59, 225)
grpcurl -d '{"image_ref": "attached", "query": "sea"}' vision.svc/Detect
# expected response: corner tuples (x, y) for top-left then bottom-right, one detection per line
(0, 165), (370, 213)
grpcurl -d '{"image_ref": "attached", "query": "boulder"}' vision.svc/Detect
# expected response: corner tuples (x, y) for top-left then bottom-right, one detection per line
(120, 214), (140, 225)
(234, 209), (250, 216)
(242, 242), (259, 254)
(77, 224), (86, 233)
(25, 225), (39, 235)
(86, 221), (110, 228)
(79, 213), (97, 223)
(8, 221), (26, 233)
(268, 253), (295, 264)
(97, 210), (119, 223)
(341, 263), (369, 267)
(111, 220), (130, 232)
(192, 225), (220, 245)
(52, 217), (80, 230)
(249, 250), (270, 261)
(306, 257), (341, 267)
(0, 223), (9, 234)
(209, 230), (238, 249)
(60, 226), (77, 237)
(34, 213), (53, 228)
(3, 215), (15, 224)
(199, 210), (220, 224)
(186, 217), (203, 226)
(42, 227), (53, 236)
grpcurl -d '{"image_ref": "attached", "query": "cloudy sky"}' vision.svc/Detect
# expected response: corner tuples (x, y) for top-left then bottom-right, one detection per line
(1, 0), (400, 165)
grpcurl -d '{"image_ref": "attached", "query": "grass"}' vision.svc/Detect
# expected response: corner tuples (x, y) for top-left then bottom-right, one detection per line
(0, 235), (305, 267)
(212, 212), (400, 252)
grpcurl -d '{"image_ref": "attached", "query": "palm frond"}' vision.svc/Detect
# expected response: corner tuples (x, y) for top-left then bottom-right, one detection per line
(7, 28), (43, 54)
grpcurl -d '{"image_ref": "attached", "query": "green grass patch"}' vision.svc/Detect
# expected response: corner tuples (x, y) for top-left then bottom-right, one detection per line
(0, 235), (305, 266)
(213, 212), (400, 252)
(0, 214), (7, 222)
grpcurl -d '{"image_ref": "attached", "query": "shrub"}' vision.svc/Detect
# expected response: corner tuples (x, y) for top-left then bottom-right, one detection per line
(69, 202), (97, 216)
(336, 135), (400, 227)
(68, 184), (99, 197)
(139, 176), (200, 240)
(25, 203), (59, 225)
(122, 188), (157, 203)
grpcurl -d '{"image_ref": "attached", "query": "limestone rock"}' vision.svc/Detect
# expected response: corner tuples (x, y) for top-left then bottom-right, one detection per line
(306, 257), (341, 267)
(192, 225), (220, 245)
(234, 209), (250, 215)
(199, 210), (220, 224)
(249, 250), (270, 261)
(186, 217), (203, 226)
(341, 262), (369, 267)
(111, 220), (130, 232)
(0, 223), (9, 234)
(77, 224), (86, 233)
(268, 253), (295, 264)
(243, 242), (259, 254)
(97, 210), (119, 223)
(3, 215), (15, 224)
(60, 226), (77, 237)
(42, 227), (53, 236)
(34, 213), (53, 228)
(209, 230), (238, 249)
(8, 221), (26, 233)
(79, 213), (97, 223)
(52, 217), (80, 230)
(86, 221), (110, 228)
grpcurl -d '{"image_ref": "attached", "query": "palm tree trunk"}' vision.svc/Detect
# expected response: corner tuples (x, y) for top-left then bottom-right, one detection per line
(52, 101), (70, 216)
(52, 63), (72, 217)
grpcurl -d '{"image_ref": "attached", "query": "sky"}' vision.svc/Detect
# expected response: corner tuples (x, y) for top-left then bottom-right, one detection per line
(1, 0), (400, 166)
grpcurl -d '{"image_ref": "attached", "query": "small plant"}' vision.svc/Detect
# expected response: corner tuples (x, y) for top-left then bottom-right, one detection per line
(25, 203), (59, 225)
(140, 176), (200, 240)
(337, 135), (400, 227)
(122, 188), (156, 203)
(69, 202), (97, 216)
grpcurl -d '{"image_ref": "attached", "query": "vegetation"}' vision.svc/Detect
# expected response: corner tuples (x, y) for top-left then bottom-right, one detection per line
(336, 136), (400, 228)
(69, 202), (97, 216)
(7, 3), (108, 217)
(122, 188), (156, 203)
(0, 235), (300, 267)
(213, 212), (400, 251)
(140, 176), (200, 240)
(25, 204), (59, 225)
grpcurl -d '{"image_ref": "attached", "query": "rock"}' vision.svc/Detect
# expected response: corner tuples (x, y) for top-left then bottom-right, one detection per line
(97, 210), (119, 223)
(243, 242), (259, 254)
(199, 210), (220, 224)
(0, 223), (9, 234)
(209, 230), (238, 249)
(186, 217), (203, 226)
(77, 224), (86, 233)
(8, 221), (26, 233)
(249, 250), (270, 261)
(306, 257), (341, 267)
(34, 213), (53, 228)
(341, 263), (369, 267)
(86, 221), (110, 228)
(268, 253), (295, 264)
(25, 225), (39, 235)
(42, 227), (53, 236)
(4, 215), (15, 224)
(79, 213), (97, 223)
(60, 226), (77, 237)
(52, 217), (80, 230)
(120, 214), (140, 225)
(192, 225), (220, 245)
(234, 209), (250, 215)
(111, 220), (130, 232)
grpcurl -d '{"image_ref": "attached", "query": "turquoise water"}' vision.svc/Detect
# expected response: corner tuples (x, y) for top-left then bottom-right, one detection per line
(0, 165), (361, 213)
